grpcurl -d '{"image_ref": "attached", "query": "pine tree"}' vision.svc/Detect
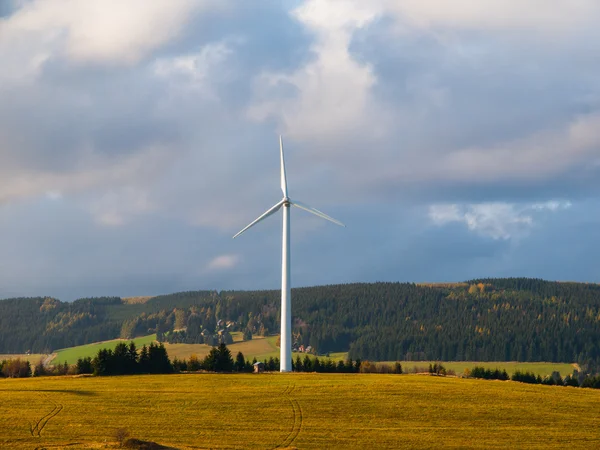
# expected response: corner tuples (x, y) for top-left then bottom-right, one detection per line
(235, 352), (246, 372)
(139, 345), (150, 373)
(303, 355), (312, 372)
(216, 343), (234, 372)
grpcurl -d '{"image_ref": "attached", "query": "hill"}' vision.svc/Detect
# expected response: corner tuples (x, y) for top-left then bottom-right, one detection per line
(1, 278), (600, 368)
(2, 373), (599, 448)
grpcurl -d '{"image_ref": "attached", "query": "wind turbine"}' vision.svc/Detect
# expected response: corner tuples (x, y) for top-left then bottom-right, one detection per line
(233, 136), (345, 372)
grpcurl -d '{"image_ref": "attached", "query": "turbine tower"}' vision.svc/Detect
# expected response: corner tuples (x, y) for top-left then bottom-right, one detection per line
(233, 136), (345, 372)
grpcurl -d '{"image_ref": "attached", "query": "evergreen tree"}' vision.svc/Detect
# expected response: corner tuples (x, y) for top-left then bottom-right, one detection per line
(216, 343), (234, 372)
(203, 347), (219, 372)
(235, 352), (246, 372)
(76, 357), (93, 375)
(303, 355), (312, 372)
(313, 357), (322, 373)
(139, 345), (150, 373)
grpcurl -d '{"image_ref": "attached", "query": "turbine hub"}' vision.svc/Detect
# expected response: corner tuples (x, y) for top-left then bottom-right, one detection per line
(283, 197), (290, 206)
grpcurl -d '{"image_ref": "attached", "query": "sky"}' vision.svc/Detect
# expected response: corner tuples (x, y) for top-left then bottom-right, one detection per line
(1, 0), (600, 301)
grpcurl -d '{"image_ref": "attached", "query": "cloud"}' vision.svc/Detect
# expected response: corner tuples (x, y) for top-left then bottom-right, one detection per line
(429, 201), (571, 240)
(153, 39), (236, 95)
(207, 254), (241, 270)
(1, 0), (600, 299)
(0, 0), (222, 66)
(431, 114), (600, 184)
(247, 0), (381, 141)
(383, 0), (600, 34)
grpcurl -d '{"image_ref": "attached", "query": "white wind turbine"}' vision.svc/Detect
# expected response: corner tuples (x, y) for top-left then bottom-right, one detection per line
(233, 136), (345, 372)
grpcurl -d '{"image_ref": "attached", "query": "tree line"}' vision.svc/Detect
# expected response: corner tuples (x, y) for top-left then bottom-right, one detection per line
(2, 279), (600, 372)
(4, 342), (600, 390)
(468, 365), (600, 389)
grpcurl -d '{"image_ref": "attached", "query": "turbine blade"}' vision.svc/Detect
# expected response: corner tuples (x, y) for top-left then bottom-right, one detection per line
(280, 135), (288, 197)
(290, 199), (345, 227)
(233, 200), (284, 239)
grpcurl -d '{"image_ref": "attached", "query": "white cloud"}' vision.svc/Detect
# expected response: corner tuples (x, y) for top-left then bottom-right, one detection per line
(247, 0), (381, 141)
(531, 200), (572, 211)
(429, 204), (462, 225)
(429, 201), (571, 240)
(207, 254), (240, 270)
(153, 40), (235, 99)
(0, 0), (221, 69)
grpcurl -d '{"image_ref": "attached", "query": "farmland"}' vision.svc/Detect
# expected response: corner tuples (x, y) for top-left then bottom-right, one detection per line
(0, 354), (48, 365)
(52, 334), (157, 365)
(398, 361), (577, 377)
(49, 334), (349, 366)
(1, 373), (600, 449)
(47, 333), (575, 378)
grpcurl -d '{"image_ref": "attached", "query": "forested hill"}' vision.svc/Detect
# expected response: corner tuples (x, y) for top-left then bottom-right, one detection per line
(1, 279), (600, 367)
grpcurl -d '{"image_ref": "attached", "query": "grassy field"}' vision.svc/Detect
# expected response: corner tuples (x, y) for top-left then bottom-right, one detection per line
(0, 354), (49, 365)
(164, 335), (348, 363)
(50, 334), (574, 378)
(398, 361), (577, 377)
(50, 333), (347, 367)
(53, 335), (157, 365)
(1, 373), (599, 449)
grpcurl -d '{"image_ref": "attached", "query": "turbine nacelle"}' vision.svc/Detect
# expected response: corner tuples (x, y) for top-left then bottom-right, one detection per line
(232, 136), (345, 239)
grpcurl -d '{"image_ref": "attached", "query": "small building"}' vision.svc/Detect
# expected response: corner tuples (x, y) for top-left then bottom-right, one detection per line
(253, 362), (265, 374)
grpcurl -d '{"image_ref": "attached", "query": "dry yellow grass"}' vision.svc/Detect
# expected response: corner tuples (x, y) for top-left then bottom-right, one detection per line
(1, 374), (599, 449)
(0, 354), (50, 365)
(163, 335), (278, 361)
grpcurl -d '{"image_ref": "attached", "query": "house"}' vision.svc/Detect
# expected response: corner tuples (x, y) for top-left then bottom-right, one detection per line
(253, 362), (265, 374)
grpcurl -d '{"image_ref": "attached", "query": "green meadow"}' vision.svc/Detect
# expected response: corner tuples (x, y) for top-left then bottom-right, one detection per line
(53, 334), (157, 365)
(1, 373), (599, 449)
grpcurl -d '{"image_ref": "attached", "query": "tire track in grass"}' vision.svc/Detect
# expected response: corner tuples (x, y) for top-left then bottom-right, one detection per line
(30, 396), (63, 437)
(272, 384), (302, 449)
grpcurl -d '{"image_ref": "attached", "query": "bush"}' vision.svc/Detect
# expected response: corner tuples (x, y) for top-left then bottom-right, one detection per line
(1, 358), (31, 378)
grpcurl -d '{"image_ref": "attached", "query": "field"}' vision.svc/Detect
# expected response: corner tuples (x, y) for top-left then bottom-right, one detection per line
(49, 335), (575, 377)
(398, 361), (577, 377)
(0, 354), (49, 365)
(53, 335), (157, 365)
(165, 335), (347, 362)
(1, 374), (600, 449)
